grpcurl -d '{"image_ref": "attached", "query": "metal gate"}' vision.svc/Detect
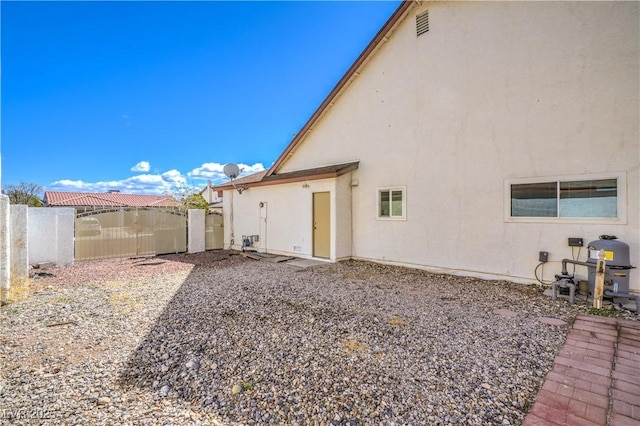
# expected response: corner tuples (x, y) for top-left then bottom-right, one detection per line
(75, 207), (187, 260)
(205, 212), (224, 250)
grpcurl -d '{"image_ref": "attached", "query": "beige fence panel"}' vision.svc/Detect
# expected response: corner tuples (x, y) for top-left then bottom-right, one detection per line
(205, 213), (224, 250)
(75, 207), (187, 261)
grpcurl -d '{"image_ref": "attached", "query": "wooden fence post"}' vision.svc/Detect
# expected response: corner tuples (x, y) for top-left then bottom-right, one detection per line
(593, 249), (606, 309)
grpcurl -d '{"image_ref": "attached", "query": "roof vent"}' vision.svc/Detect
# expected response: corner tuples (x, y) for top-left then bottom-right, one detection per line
(416, 10), (429, 36)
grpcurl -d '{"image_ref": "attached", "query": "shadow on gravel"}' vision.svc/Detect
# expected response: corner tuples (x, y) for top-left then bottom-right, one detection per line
(117, 251), (573, 425)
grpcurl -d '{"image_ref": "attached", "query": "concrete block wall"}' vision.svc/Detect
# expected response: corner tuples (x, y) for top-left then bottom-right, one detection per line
(28, 207), (75, 266)
(10, 205), (28, 279)
(0, 195), (10, 304)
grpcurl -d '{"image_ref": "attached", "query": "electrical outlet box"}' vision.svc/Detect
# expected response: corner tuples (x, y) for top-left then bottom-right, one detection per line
(539, 251), (549, 263)
(568, 237), (584, 247)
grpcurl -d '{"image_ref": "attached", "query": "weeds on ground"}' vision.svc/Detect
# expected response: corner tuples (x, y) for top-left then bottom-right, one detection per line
(388, 315), (408, 326)
(108, 291), (141, 314)
(341, 338), (368, 354)
(587, 306), (619, 317)
(7, 277), (34, 303)
(52, 295), (73, 304)
(92, 280), (145, 290)
(2, 306), (20, 315)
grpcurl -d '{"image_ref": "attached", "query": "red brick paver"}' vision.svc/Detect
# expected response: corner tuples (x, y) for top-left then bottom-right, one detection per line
(523, 314), (640, 426)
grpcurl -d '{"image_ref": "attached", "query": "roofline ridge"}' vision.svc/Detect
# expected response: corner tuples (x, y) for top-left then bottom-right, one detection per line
(266, 0), (414, 176)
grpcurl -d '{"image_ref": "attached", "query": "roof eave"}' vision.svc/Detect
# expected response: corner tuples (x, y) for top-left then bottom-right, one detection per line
(216, 173), (339, 191)
(217, 161), (359, 191)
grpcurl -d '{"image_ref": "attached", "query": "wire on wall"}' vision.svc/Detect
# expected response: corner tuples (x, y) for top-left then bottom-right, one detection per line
(534, 262), (551, 287)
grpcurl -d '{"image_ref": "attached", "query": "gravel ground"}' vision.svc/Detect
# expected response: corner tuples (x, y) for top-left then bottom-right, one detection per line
(0, 250), (619, 425)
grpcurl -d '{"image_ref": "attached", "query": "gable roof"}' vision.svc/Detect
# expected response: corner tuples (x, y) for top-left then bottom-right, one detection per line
(44, 191), (180, 207)
(266, 0), (414, 176)
(214, 161), (359, 191)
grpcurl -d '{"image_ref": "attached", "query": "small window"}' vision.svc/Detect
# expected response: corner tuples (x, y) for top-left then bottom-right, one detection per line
(559, 179), (617, 218)
(378, 187), (406, 220)
(511, 182), (558, 217)
(507, 173), (625, 223)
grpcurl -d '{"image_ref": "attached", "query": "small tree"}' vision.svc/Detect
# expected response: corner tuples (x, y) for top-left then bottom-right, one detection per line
(182, 193), (209, 211)
(2, 182), (44, 207)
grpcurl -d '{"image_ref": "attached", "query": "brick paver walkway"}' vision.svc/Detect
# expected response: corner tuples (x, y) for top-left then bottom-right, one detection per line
(523, 313), (640, 426)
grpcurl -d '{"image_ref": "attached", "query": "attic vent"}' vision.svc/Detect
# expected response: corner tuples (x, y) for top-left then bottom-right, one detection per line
(416, 11), (429, 36)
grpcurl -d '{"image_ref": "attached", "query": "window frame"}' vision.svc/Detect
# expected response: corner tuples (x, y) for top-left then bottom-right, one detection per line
(504, 172), (626, 224)
(377, 186), (407, 221)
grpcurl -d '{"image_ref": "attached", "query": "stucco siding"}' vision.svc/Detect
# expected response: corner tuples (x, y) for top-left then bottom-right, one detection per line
(223, 176), (353, 261)
(274, 2), (639, 289)
(335, 173), (353, 260)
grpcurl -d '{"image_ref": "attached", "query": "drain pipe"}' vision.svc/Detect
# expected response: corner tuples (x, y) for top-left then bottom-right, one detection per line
(551, 258), (595, 305)
(560, 254), (609, 309)
(259, 202), (267, 254)
(228, 190), (235, 250)
(560, 258), (593, 275)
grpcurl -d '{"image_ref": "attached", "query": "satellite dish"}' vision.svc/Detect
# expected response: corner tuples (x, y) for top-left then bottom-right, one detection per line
(223, 163), (240, 180)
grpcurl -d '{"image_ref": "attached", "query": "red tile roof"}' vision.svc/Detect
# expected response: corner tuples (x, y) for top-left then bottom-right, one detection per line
(44, 191), (180, 207)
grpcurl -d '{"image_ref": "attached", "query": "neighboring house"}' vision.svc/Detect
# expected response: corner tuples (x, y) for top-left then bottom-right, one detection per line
(44, 191), (181, 213)
(200, 181), (224, 212)
(215, 1), (639, 292)
(45, 190), (183, 247)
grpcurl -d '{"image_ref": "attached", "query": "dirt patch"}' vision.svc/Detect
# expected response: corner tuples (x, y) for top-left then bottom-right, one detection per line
(30, 250), (244, 289)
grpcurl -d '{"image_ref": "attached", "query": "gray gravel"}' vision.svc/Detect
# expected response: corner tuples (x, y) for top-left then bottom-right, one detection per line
(1, 251), (590, 425)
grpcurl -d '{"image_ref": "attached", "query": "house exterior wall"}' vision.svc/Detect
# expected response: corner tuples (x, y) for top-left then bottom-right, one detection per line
(334, 173), (353, 260)
(202, 185), (222, 204)
(223, 175), (353, 261)
(276, 2), (639, 289)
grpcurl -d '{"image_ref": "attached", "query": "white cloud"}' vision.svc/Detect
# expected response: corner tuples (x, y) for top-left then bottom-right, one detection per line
(237, 163), (267, 175)
(46, 162), (266, 195)
(48, 171), (191, 196)
(130, 174), (164, 184)
(48, 179), (87, 189)
(131, 161), (150, 172)
(188, 162), (265, 184)
(161, 169), (188, 187)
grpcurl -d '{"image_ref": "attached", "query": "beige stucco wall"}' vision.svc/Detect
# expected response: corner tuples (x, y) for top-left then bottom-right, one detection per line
(334, 172), (353, 260)
(223, 175), (353, 261)
(277, 1), (640, 289)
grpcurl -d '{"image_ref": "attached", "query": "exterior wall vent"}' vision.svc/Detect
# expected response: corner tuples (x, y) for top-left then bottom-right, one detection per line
(416, 11), (429, 36)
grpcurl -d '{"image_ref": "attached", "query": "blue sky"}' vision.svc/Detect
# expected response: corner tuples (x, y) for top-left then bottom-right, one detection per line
(1, 0), (401, 195)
